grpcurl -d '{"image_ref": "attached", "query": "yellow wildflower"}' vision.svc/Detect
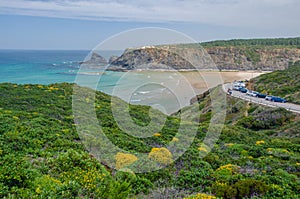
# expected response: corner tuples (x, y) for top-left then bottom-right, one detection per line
(198, 143), (209, 153)
(217, 164), (240, 174)
(256, 140), (265, 145)
(282, 149), (289, 153)
(12, 116), (19, 120)
(225, 143), (234, 147)
(148, 147), (173, 165)
(153, 133), (161, 137)
(62, 129), (69, 133)
(115, 152), (138, 169)
(49, 86), (59, 91)
(198, 147), (208, 152)
(35, 187), (42, 194)
(255, 140), (265, 145)
(184, 193), (217, 199)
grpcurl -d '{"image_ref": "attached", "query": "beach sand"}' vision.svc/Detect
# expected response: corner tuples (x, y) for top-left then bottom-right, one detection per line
(179, 71), (267, 93)
(109, 70), (267, 114)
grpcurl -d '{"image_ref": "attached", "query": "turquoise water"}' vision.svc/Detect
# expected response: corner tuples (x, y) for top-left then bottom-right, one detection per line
(0, 49), (125, 84)
(0, 50), (205, 113)
(0, 49), (126, 98)
(0, 50), (87, 84)
(0, 50), (257, 114)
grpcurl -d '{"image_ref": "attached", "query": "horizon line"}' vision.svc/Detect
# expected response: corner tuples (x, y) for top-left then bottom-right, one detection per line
(1, 36), (299, 51)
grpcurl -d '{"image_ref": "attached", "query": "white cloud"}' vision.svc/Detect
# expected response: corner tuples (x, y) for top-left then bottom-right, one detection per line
(0, 0), (299, 30)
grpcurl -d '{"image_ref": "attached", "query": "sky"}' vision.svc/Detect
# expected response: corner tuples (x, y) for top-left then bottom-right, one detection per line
(0, 0), (300, 50)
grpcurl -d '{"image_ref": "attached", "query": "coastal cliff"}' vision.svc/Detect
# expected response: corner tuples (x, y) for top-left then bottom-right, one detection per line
(108, 46), (300, 71)
(105, 37), (300, 71)
(108, 47), (195, 71)
(206, 47), (300, 71)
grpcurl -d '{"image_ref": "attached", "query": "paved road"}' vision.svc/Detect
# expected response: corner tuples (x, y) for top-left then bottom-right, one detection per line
(223, 83), (300, 114)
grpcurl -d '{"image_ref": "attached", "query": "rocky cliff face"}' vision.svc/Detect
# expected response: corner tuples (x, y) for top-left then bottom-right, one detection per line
(108, 46), (300, 71)
(109, 47), (196, 71)
(206, 47), (300, 71)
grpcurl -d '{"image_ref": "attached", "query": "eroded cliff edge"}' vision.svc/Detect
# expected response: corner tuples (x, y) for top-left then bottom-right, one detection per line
(107, 46), (300, 71)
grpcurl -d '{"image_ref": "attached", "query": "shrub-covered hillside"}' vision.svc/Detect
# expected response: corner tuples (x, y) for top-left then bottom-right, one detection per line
(201, 37), (300, 48)
(0, 83), (299, 198)
(174, 37), (300, 48)
(251, 61), (300, 104)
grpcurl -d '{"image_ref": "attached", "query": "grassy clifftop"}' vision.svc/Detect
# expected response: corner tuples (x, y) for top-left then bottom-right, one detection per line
(201, 37), (300, 48)
(0, 83), (299, 198)
(252, 61), (300, 104)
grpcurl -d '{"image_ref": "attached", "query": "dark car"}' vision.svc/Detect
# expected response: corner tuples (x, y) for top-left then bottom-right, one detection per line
(256, 93), (267, 98)
(271, 96), (287, 103)
(239, 87), (248, 93)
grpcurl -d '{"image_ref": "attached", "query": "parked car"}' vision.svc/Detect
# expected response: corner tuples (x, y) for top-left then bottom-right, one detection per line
(265, 95), (273, 101)
(246, 90), (255, 96)
(250, 91), (259, 97)
(256, 93), (267, 98)
(233, 82), (246, 88)
(271, 96), (287, 103)
(233, 85), (242, 91)
(239, 87), (248, 93)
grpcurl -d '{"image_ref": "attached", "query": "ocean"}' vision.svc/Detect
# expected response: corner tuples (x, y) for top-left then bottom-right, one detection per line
(0, 50), (262, 114)
(0, 50), (87, 84)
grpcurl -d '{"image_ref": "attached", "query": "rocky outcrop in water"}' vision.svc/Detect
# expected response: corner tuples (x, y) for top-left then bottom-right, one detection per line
(80, 52), (107, 65)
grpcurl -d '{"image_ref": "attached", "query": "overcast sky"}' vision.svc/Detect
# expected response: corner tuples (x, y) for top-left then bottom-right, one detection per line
(1, 0), (299, 50)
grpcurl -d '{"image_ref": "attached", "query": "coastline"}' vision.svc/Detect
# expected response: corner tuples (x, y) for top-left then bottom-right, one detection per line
(107, 67), (272, 73)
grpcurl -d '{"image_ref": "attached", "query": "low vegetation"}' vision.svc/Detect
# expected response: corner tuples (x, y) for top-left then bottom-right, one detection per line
(172, 37), (300, 49)
(252, 61), (300, 104)
(201, 37), (300, 48)
(0, 80), (299, 198)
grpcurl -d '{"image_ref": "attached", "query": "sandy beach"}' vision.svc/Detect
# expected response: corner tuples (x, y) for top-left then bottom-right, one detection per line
(105, 70), (267, 114)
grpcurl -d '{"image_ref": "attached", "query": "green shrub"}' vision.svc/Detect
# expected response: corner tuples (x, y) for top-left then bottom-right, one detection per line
(213, 179), (269, 199)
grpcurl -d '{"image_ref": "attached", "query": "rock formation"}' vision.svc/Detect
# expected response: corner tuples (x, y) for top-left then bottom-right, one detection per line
(80, 52), (107, 65)
(107, 45), (300, 71)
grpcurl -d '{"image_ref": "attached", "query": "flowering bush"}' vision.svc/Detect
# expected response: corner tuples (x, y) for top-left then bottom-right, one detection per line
(60, 167), (107, 190)
(184, 193), (216, 199)
(256, 140), (265, 145)
(213, 179), (269, 199)
(198, 147), (208, 152)
(224, 143), (234, 147)
(216, 164), (240, 174)
(148, 147), (173, 165)
(115, 152), (138, 169)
